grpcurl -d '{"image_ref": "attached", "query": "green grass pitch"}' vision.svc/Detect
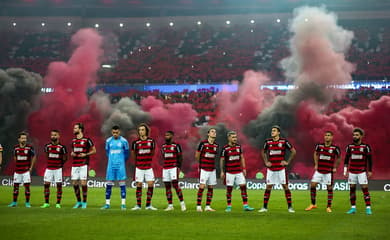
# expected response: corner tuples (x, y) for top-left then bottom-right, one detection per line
(0, 186), (388, 240)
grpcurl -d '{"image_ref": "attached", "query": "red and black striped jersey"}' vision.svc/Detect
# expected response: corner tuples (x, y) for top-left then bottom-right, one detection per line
(315, 143), (340, 174)
(13, 144), (35, 174)
(161, 142), (182, 169)
(197, 139), (218, 171)
(263, 138), (293, 171)
(221, 144), (243, 174)
(132, 138), (155, 170)
(71, 137), (94, 167)
(345, 143), (372, 174)
(44, 143), (67, 170)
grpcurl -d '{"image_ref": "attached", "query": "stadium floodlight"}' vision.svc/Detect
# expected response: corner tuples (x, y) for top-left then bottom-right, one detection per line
(304, 18), (308, 22)
(102, 64), (113, 69)
(148, 46), (152, 50)
(41, 22), (45, 27)
(226, 20), (231, 25)
(276, 18), (281, 23)
(119, 23), (124, 27)
(250, 19), (255, 24)
(197, 21), (202, 25)
(169, 22), (174, 27)
(148, 66), (152, 70)
(67, 22), (72, 26)
(146, 22), (151, 27)
(95, 23), (99, 28)
(12, 22), (16, 27)
(250, 29), (254, 33)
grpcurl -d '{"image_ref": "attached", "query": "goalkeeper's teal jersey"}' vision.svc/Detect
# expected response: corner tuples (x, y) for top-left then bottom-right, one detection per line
(105, 136), (129, 169)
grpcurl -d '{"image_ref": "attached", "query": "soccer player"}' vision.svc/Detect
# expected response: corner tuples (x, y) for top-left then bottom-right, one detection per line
(220, 131), (254, 212)
(259, 125), (296, 213)
(8, 132), (36, 208)
(305, 131), (341, 213)
(195, 127), (219, 212)
(131, 123), (157, 210)
(101, 125), (129, 210)
(344, 128), (373, 215)
(41, 130), (67, 208)
(71, 123), (96, 209)
(161, 131), (186, 211)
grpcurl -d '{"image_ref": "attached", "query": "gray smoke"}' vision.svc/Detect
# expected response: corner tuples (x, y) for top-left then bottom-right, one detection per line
(90, 92), (150, 137)
(0, 68), (43, 167)
(244, 6), (355, 146)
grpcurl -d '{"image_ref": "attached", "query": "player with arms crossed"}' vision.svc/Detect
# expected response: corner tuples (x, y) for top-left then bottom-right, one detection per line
(195, 127), (219, 212)
(220, 131), (254, 212)
(259, 125), (296, 213)
(305, 131), (341, 213)
(161, 131), (186, 211)
(71, 123), (96, 209)
(101, 125), (129, 210)
(41, 130), (67, 208)
(344, 128), (373, 215)
(131, 123), (157, 210)
(8, 132), (36, 208)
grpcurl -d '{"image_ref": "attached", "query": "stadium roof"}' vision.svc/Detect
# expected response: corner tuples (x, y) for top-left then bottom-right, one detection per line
(1, 0), (390, 18)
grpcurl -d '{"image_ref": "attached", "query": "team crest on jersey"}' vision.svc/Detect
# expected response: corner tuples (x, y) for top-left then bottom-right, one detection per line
(329, 149), (333, 153)
(80, 141), (85, 145)
(278, 143), (282, 147)
(236, 149), (240, 152)
(24, 150), (28, 154)
(117, 142), (122, 147)
(214, 147), (217, 151)
(171, 147), (174, 151)
(360, 147), (364, 152)
(147, 142), (151, 146)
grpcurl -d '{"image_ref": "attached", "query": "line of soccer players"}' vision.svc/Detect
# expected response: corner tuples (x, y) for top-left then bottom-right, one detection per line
(4, 123), (373, 215)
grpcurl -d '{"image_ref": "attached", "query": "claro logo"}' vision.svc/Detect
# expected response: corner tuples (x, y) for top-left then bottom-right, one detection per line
(384, 184), (390, 192)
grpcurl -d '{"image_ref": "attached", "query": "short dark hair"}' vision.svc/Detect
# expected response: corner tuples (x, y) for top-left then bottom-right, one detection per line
(325, 130), (333, 135)
(208, 127), (216, 133)
(166, 130), (174, 135)
(75, 123), (84, 132)
(112, 125), (120, 130)
(51, 129), (60, 133)
(227, 131), (237, 137)
(18, 132), (28, 138)
(353, 127), (364, 136)
(271, 125), (281, 132)
(138, 123), (150, 136)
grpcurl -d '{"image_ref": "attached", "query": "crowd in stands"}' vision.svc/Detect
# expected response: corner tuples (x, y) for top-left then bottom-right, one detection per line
(0, 20), (389, 83)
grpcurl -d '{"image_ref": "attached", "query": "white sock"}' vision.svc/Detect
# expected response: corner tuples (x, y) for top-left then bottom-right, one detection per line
(121, 199), (126, 205)
(106, 199), (110, 205)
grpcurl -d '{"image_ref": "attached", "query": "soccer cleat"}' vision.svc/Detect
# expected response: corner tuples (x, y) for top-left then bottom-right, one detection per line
(225, 206), (232, 212)
(164, 205), (174, 211)
(121, 204), (126, 211)
(196, 206), (203, 212)
(73, 202), (82, 209)
(81, 202), (87, 209)
(288, 207), (295, 213)
(131, 205), (141, 211)
(8, 202), (17, 207)
(40, 203), (50, 208)
(365, 208), (372, 215)
(258, 208), (268, 213)
(145, 205), (158, 211)
(55, 204), (61, 209)
(326, 207), (332, 213)
(305, 204), (317, 211)
(180, 202), (187, 211)
(100, 204), (110, 210)
(204, 206), (216, 212)
(243, 205), (255, 211)
(346, 208), (356, 214)
(25, 202), (31, 208)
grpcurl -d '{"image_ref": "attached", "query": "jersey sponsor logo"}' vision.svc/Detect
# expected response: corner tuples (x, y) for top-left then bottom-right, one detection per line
(351, 154), (363, 160)
(205, 152), (215, 158)
(270, 150), (282, 155)
(17, 156), (27, 161)
(49, 153), (60, 158)
(319, 155), (331, 160)
(110, 149), (122, 154)
(229, 155), (240, 161)
(164, 153), (174, 158)
(74, 147), (83, 152)
(139, 149), (151, 154)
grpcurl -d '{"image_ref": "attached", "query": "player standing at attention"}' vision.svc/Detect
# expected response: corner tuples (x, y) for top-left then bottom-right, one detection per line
(101, 125), (129, 210)
(220, 131), (254, 212)
(40, 130), (67, 208)
(259, 125), (296, 213)
(195, 127), (219, 212)
(8, 132), (36, 208)
(71, 123), (96, 209)
(161, 131), (186, 211)
(131, 123), (157, 210)
(344, 128), (373, 215)
(305, 131), (341, 213)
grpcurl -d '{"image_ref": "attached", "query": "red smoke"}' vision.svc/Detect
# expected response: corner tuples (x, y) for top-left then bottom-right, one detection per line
(28, 28), (104, 176)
